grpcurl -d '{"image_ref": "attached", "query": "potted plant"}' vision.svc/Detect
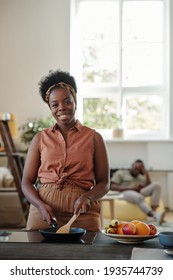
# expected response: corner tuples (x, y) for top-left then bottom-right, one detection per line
(19, 116), (54, 150)
(111, 114), (124, 138)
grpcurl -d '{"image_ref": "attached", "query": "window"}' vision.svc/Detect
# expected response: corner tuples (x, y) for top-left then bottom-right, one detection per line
(70, 0), (169, 139)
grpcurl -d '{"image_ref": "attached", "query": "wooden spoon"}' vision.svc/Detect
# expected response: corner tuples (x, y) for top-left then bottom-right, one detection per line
(56, 212), (81, 234)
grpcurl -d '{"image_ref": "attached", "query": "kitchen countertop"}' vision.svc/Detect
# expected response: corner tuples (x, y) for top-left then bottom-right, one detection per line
(0, 230), (169, 260)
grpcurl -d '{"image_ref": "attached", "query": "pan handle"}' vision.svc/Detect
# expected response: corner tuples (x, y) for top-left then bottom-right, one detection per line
(50, 218), (58, 228)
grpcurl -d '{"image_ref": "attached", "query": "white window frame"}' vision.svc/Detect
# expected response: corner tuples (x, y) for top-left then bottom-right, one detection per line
(70, 0), (170, 140)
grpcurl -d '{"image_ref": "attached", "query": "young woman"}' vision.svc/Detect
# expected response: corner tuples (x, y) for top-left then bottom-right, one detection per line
(22, 70), (110, 231)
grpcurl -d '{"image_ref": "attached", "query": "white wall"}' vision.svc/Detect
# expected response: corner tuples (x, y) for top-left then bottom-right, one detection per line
(169, 0), (173, 138)
(0, 0), (70, 131)
(106, 140), (173, 170)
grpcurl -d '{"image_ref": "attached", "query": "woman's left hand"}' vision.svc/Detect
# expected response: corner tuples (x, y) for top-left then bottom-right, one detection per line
(73, 195), (91, 214)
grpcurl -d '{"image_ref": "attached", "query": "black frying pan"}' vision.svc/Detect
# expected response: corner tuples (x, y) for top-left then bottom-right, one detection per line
(39, 227), (86, 242)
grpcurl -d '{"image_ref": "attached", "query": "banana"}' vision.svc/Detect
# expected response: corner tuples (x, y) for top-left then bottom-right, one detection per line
(110, 219), (119, 228)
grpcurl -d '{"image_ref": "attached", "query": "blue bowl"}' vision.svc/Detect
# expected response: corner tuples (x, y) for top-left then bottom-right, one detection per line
(158, 231), (173, 248)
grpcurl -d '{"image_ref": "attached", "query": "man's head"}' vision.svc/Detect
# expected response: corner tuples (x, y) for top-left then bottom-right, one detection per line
(130, 159), (144, 177)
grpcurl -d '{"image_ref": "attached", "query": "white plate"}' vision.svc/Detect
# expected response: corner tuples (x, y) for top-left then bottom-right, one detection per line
(164, 249), (173, 256)
(102, 229), (158, 244)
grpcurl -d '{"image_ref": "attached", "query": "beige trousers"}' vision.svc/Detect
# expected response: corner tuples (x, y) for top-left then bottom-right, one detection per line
(121, 182), (162, 214)
(26, 183), (101, 231)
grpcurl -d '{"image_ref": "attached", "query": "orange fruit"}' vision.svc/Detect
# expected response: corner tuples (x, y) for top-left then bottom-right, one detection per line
(117, 222), (127, 235)
(131, 220), (141, 225)
(135, 222), (150, 235)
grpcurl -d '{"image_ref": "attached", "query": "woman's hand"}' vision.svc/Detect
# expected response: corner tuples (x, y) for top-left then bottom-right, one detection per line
(73, 195), (91, 214)
(38, 202), (55, 226)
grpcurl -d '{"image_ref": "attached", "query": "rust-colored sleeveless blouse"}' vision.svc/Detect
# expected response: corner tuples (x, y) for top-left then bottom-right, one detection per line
(38, 120), (95, 190)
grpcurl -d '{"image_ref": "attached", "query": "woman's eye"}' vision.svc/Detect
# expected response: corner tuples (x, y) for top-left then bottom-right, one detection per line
(51, 104), (58, 108)
(65, 100), (72, 105)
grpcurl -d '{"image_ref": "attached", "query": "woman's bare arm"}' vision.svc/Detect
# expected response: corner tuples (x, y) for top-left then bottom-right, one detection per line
(74, 132), (110, 213)
(22, 133), (54, 224)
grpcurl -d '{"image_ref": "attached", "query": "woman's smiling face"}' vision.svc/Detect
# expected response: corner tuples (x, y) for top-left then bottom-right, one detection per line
(49, 88), (76, 127)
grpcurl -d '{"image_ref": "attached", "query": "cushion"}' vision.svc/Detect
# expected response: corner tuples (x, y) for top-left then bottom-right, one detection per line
(0, 167), (15, 188)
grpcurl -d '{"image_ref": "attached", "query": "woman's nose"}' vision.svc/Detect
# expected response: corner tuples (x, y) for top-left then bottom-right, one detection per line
(58, 103), (65, 110)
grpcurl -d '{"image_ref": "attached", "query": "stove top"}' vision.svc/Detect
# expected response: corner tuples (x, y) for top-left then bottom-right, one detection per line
(0, 230), (97, 245)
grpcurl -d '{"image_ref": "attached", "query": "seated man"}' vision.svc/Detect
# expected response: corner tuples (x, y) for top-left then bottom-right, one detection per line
(110, 159), (165, 224)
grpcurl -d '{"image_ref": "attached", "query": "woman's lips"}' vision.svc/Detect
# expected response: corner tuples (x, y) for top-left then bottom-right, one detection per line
(58, 114), (69, 120)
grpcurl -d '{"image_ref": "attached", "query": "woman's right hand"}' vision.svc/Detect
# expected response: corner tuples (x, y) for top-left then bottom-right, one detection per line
(38, 202), (55, 226)
(73, 195), (91, 214)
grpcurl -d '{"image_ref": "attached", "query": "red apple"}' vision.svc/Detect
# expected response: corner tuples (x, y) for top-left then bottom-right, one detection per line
(148, 224), (157, 235)
(122, 222), (136, 235)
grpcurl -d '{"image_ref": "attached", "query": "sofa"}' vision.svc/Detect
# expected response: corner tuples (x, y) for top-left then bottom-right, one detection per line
(0, 167), (26, 228)
(101, 195), (165, 222)
(101, 168), (165, 222)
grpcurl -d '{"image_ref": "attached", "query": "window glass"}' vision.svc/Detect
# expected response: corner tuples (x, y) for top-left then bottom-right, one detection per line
(83, 97), (118, 129)
(78, 1), (119, 84)
(123, 1), (163, 86)
(123, 44), (163, 87)
(124, 95), (162, 130)
(72, 0), (168, 138)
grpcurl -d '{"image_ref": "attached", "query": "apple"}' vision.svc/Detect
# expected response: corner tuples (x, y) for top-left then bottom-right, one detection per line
(148, 224), (157, 235)
(117, 222), (128, 234)
(122, 222), (136, 235)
